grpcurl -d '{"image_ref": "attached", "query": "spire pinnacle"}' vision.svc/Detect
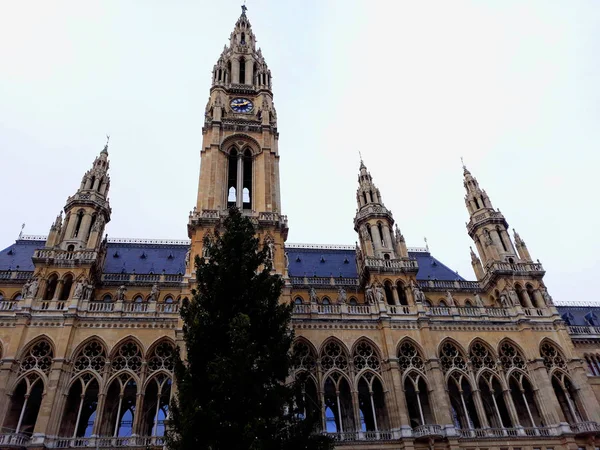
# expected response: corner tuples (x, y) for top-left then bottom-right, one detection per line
(101, 134), (110, 154)
(241, 3), (247, 16)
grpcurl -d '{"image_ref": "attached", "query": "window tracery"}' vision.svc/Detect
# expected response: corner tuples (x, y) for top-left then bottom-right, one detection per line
(293, 341), (316, 372)
(469, 342), (496, 372)
(353, 341), (380, 372)
(540, 342), (567, 371)
(499, 341), (526, 370)
(147, 341), (175, 373)
(73, 340), (107, 374)
(440, 342), (467, 373)
(320, 341), (348, 372)
(111, 341), (143, 374)
(397, 341), (424, 374)
(20, 340), (53, 374)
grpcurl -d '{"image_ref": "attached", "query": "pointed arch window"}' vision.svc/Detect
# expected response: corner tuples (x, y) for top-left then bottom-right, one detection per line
(59, 374), (100, 437)
(73, 211), (84, 238)
(239, 57), (246, 84)
(227, 147), (253, 209)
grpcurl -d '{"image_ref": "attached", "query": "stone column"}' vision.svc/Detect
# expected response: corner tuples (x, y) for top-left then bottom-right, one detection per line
(132, 392), (145, 436)
(472, 388), (490, 428)
(32, 363), (64, 439)
(382, 226), (394, 252)
(390, 286), (399, 306)
(533, 290), (545, 308)
(79, 213), (93, 242)
(529, 360), (562, 425)
(502, 388), (521, 428)
(370, 224), (382, 255)
(521, 290), (534, 309)
(236, 154), (243, 208)
(245, 58), (253, 85)
(53, 280), (64, 301)
(569, 363), (600, 422)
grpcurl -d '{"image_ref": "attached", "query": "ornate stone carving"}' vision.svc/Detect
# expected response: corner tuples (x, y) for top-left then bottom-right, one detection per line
(337, 287), (347, 304)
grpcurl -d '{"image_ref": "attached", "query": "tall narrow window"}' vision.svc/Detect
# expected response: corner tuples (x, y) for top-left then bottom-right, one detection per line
(243, 149), (252, 209)
(497, 228), (508, 252)
(367, 226), (373, 243)
(73, 211), (84, 238)
(44, 275), (58, 300)
(87, 214), (97, 240)
(241, 32), (246, 44)
(362, 192), (367, 204)
(369, 191), (374, 203)
(89, 176), (96, 190)
(239, 57), (246, 84)
(378, 223), (385, 247)
(253, 63), (257, 84)
(227, 149), (238, 208)
(474, 198), (480, 209)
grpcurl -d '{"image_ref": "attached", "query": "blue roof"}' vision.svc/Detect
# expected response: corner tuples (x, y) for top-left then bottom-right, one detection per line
(557, 305), (600, 326)
(285, 247), (466, 281)
(1, 240), (464, 280)
(0, 239), (187, 275)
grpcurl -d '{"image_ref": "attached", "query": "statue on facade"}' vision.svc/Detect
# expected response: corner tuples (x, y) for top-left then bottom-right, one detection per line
(83, 281), (93, 300)
(410, 280), (425, 303)
(284, 252), (289, 272)
(337, 287), (347, 304)
(499, 292), (510, 308)
(73, 279), (85, 299)
(308, 287), (317, 303)
(474, 293), (484, 307)
(445, 291), (455, 306)
(185, 248), (191, 269)
(365, 284), (375, 304)
(149, 284), (160, 302)
(540, 286), (554, 306)
(27, 278), (39, 299)
(507, 289), (520, 307)
(21, 279), (31, 299)
(375, 283), (385, 304)
(116, 285), (127, 301)
(484, 229), (493, 246)
(92, 216), (104, 232)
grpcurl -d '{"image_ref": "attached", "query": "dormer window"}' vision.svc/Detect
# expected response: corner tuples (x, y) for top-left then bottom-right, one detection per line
(295, 256), (301, 262)
(140, 252), (147, 259)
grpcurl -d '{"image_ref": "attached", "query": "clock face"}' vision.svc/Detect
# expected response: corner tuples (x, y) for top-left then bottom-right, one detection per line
(230, 97), (254, 113)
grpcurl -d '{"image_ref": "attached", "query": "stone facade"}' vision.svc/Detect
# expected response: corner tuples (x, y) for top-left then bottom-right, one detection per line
(0, 7), (599, 450)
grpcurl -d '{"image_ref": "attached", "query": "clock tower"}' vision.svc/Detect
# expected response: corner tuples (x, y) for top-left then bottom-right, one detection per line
(188, 6), (288, 279)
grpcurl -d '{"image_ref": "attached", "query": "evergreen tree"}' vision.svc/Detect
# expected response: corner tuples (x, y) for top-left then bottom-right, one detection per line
(166, 207), (333, 450)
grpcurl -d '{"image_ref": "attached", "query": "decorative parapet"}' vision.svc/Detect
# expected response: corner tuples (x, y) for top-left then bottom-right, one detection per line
(353, 204), (393, 227)
(101, 273), (184, 285)
(466, 210), (507, 235)
(567, 325), (600, 339)
(290, 276), (359, 288)
(418, 279), (481, 292)
(412, 424), (444, 439)
(481, 260), (545, 287)
(363, 257), (419, 274)
(0, 270), (33, 282)
(188, 210), (288, 237)
(32, 249), (98, 266)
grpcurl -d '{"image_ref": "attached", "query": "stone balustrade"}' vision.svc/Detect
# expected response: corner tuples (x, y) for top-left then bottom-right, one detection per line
(45, 435), (165, 448)
(32, 248), (98, 265)
(412, 424), (444, 438)
(466, 210), (506, 230)
(101, 273), (184, 285)
(363, 257), (419, 273)
(419, 279), (481, 291)
(289, 276), (359, 288)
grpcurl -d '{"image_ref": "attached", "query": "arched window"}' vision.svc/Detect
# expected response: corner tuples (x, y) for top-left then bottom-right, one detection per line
(398, 341), (434, 428)
(508, 371), (543, 428)
(348, 297), (357, 306)
(464, 299), (473, 307)
(478, 372), (513, 428)
(227, 148), (238, 208)
(540, 341), (585, 423)
(526, 284), (539, 308)
(497, 227), (508, 252)
(377, 223), (385, 247)
(141, 375), (172, 437)
(293, 341), (317, 373)
(515, 284), (528, 308)
(239, 57), (246, 84)
(242, 149), (252, 209)
(440, 341), (479, 430)
(474, 198), (480, 209)
(551, 372), (584, 423)
(12, 293), (22, 301)
(59, 274), (73, 301)
(102, 294), (113, 302)
(323, 374), (354, 433)
(133, 295), (144, 303)
(3, 375), (45, 435)
(294, 297), (303, 305)
(147, 341), (175, 373)
(358, 374), (388, 432)
(353, 341), (381, 373)
(101, 376), (137, 437)
(73, 211), (84, 238)
(396, 281), (408, 306)
(404, 372), (434, 428)
(321, 297), (330, 305)
(240, 32), (246, 44)
(4, 340), (54, 435)
(438, 300), (447, 307)
(110, 340), (143, 375)
(296, 374), (319, 426)
(384, 281), (394, 305)
(59, 375), (100, 437)
(44, 274), (59, 300)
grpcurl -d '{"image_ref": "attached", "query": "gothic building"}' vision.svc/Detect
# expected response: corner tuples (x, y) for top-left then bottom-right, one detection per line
(0, 8), (599, 450)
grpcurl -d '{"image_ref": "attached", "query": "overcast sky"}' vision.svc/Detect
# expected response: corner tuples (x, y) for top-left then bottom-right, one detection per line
(1, 1), (599, 305)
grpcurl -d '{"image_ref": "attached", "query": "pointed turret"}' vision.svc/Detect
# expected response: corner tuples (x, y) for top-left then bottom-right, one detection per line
(463, 164), (517, 266)
(513, 229), (532, 261)
(57, 142), (112, 251)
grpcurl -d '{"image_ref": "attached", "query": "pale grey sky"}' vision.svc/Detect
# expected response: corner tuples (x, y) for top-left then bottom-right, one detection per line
(1, 1), (599, 304)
